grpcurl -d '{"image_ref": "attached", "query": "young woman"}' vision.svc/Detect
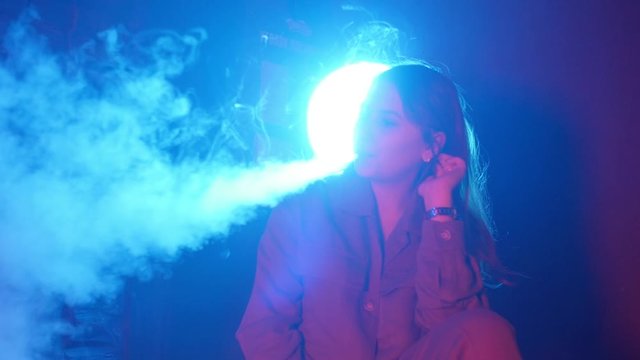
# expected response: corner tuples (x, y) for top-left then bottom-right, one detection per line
(236, 64), (522, 359)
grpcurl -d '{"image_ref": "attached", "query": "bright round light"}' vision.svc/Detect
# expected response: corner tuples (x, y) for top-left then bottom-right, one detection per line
(307, 62), (390, 169)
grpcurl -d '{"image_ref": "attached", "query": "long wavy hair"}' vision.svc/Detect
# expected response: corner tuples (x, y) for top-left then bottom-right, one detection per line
(373, 63), (516, 286)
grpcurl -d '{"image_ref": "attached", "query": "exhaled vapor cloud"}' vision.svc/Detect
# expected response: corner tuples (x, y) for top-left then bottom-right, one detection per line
(0, 9), (331, 359)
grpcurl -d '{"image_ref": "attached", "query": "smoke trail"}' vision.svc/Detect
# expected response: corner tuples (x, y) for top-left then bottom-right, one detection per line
(0, 10), (333, 359)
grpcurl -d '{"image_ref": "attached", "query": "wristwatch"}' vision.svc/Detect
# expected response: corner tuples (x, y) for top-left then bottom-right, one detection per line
(425, 207), (458, 219)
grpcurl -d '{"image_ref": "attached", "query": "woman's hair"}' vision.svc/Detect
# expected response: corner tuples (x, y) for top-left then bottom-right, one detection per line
(374, 63), (516, 287)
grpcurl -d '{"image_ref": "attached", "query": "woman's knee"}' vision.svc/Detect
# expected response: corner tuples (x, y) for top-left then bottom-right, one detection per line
(399, 309), (521, 360)
(455, 308), (515, 339)
(452, 308), (521, 358)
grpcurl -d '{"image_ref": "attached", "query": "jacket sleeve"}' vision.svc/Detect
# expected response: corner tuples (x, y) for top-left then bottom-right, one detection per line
(414, 219), (489, 333)
(236, 203), (305, 360)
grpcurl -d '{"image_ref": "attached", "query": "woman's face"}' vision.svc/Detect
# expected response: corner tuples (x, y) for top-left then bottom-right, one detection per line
(354, 82), (429, 182)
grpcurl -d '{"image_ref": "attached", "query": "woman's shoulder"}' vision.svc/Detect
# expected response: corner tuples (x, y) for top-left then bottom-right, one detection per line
(274, 172), (339, 212)
(272, 166), (371, 217)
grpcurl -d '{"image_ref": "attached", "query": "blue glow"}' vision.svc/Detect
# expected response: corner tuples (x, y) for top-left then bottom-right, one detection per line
(0, 11), (344, 359)
(306, 62), (390, 169)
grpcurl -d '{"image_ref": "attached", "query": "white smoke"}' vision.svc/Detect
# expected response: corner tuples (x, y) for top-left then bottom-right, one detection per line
(0, 9), (334, 359)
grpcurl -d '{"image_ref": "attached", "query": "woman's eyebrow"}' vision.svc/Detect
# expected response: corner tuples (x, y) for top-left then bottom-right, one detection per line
(377, 109), (402, 118)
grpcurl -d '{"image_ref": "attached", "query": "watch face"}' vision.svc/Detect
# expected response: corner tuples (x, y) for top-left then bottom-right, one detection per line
(426, 207), (457, 219)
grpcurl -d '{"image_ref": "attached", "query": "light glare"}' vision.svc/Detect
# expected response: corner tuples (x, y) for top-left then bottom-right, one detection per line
(306, 62), (390, 169)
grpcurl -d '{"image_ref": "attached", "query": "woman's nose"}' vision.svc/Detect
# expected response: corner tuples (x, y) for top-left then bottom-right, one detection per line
(355, 116), (373, 136)
(354, 120), (369, 141)
(354, 124), (379, 153)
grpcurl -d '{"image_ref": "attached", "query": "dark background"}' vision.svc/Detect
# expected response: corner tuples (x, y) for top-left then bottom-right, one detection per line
(2, 1), (639, 359)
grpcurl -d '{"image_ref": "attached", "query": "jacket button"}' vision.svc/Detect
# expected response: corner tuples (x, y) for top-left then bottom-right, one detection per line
(364, 302), (375, 311)
(440, 229), (452, 240)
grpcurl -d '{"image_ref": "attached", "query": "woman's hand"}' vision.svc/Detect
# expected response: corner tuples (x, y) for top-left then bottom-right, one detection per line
(418, 153), (467, 209)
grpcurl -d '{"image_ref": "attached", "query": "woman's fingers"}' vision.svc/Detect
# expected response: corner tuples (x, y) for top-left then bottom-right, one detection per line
(434, 162), (446, 177)
(420, 153), (467, 194)
(437, 153), (453, 162)
(435, 153), (466, 174)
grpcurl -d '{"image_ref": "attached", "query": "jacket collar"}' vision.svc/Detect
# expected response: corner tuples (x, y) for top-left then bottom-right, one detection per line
(324, 166), (425, 224)
(324, 166), (377, 217)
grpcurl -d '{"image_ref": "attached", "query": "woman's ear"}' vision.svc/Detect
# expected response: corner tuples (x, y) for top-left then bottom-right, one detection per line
(433, 131), (446, 153)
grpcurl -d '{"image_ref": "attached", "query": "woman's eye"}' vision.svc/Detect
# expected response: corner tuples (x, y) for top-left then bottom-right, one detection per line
(380, 118), (398, 128)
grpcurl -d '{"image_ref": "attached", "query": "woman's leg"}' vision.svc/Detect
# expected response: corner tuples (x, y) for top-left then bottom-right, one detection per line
(400, 309), (522, 360)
